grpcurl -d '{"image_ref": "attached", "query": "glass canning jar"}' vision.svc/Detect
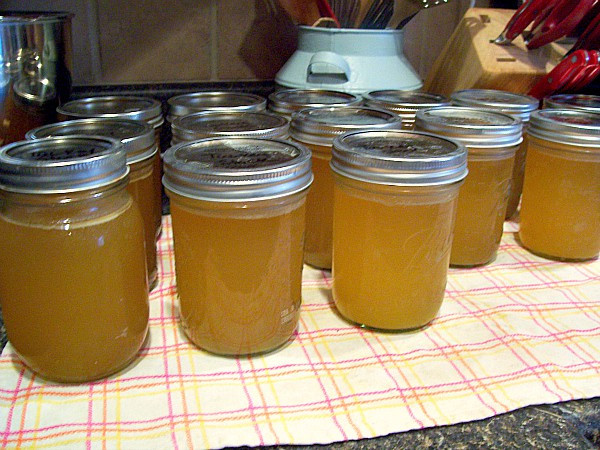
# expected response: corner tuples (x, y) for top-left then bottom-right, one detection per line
(268, 89), (362, 120)
(450, 89), (539, 219)
(519, 109), (600, 261)
(415, 107), (523, 267)
(0, 136), (149, 382)
(167, 91), (267, 124)
(26, 118), (162, 289)
(170, 111), (288, 146)
(290, 106), (401, 269)
(363, 91), (451, 129)
(330, 130), (467, 330)
(162, 137), (313, 355)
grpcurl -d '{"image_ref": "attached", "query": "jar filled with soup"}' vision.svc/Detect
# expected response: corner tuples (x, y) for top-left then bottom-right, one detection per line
(451, 89), (538, 219)
(163, 137), (313, 355)
(26, 118), (162, 289)
(363, 91), (450, 129)
(331, 130), (467, 330)
(268, 89), (362, 120)
(519, 109), (600, 261)
(170, 111), (288, 146)
(543, 94), (600, 113)
(290, 106), (401, 269)
(0, 136), (149, 382)
(415, 107), (522, 267)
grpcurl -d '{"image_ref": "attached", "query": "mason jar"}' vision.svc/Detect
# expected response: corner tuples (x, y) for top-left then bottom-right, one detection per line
(290, 106), (401, 269)
(57, 96), (165, 233)
(331, 130), (467, 330)
(519, 109), (600, 261)
(268, 89), (362, 120)
(162, 137), (313, 355)
(451, 89), (539, 219)
(0, 136), (149, 382)
(170, 111), (289, 146)
(26, 118), (162, 289)
(363, 91), (450, 129)
(415, 107), (522, 267)
(167, 91), (267, 124)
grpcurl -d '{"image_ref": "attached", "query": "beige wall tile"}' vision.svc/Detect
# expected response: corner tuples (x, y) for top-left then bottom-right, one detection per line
(216, 0), (297, 80)
(96, 0), (213, 83)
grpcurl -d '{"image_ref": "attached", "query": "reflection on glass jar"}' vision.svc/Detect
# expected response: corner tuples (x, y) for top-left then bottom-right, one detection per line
(519, 109), (600, 261)
(415, 107), (522, 267)
(0, 136), (149, 382)
(330, 130), (467, 330)
(163, 137), (313, 355)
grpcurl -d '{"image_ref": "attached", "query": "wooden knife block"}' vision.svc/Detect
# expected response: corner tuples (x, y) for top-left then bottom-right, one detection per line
(424, 8), (569, 96)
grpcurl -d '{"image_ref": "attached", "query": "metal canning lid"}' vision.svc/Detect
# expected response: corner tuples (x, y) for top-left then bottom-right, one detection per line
(290, 106), (401, 146)
(451, 89), (539, 122)
(527, 109), (600, 147)
(543, 94), (600, 114)
(171, 111), (289, 144)
(332, 130), (468, 186)
(162, 137), (313, 202)
(415, 107), (523, 148)
(167, 92), (266, 120)
(0, 136), (127, 194)
(57, 96), (164, 129)
(268, 89), (362, 116)
(26, 118), (156, 164)
(363, 90), (451, 116)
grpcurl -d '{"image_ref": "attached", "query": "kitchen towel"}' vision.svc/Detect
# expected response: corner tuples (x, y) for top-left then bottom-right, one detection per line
(1, 217), (599, 448)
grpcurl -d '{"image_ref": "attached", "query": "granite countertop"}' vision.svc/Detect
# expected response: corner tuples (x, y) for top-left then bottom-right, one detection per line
(1, 81), (598, 448)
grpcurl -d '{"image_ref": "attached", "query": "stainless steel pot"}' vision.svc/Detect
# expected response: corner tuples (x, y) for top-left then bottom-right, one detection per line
(0, 12), (73, 145)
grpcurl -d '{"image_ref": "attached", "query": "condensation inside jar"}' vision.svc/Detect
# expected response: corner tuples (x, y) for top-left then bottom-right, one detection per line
(289, 106), (401, 270)
(415, 107), (522, 267)
(519, 109), (600, 261)
(162, 137), (313, 355)
(0, 136), (149, 382)
(330, 130), (467, 330)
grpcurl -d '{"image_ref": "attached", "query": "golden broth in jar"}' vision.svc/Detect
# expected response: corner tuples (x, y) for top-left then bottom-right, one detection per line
(290, 106), (401, 269)
(415, 107), (522, 267)
(163, 137), (313, 355)
(330, 131), (467, 330)
(27, 118), (162, 289)
(0, 136), (149, 383)
(519, 110), (600, 260)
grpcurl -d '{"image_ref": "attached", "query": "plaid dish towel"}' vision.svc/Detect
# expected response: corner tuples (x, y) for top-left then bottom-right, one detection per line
(1, 217), (599, 448)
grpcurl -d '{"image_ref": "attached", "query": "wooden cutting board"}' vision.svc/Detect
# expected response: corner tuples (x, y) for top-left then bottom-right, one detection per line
(424, 8), (570, 96)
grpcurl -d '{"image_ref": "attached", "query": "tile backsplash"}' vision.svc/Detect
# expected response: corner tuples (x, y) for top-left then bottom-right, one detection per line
(4, 0), (478, 86)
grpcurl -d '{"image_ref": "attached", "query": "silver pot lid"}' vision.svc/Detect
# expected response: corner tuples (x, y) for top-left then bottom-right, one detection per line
(162, 137), (313, 202)
(0, 136), (127, 194)
(331, 130), (467, 186)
